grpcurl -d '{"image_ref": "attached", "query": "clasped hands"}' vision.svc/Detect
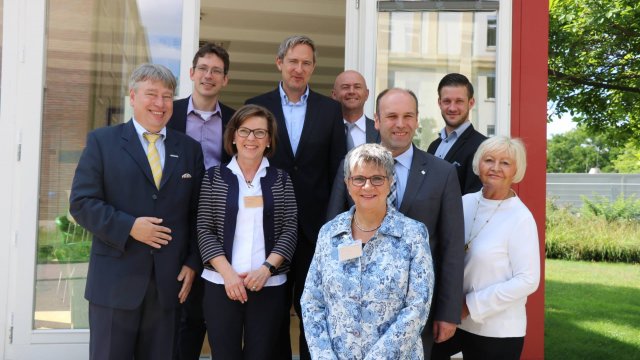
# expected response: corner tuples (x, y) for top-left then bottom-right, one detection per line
(222, 266), (271, 303)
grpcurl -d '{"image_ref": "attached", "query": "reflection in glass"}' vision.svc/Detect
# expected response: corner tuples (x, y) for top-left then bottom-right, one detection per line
(377, 8), (498, 149)
(34, 0), (183, 330)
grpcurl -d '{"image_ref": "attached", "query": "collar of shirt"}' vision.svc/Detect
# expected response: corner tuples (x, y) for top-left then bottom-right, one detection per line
(394, 144), (414, 171)
(330, 205), (403, 239)
(440, 120), (472, 141)
(187, 96), (221, 121)
(345, 114), (367, 132)
(226, 155), (270, 185)
(279, 82), (309, 106)
(131, 117), (167, 143)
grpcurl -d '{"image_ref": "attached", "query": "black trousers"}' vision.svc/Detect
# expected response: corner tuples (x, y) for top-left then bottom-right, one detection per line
(291, 238), (316, 360)
(174, 275), (207, 360)
(89, 275), (177, 360)
(203, 281), (287, 360)
(431, 328), (524, 360)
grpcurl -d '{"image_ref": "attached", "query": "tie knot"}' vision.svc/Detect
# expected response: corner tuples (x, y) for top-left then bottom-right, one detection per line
(144, 132), (161, 144)
(345, 122), (356, 131)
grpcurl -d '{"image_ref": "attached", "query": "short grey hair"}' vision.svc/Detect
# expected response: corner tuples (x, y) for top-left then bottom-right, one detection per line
(472, 136), (528, 183)
(129, 63), (177, 93)
(277, 35), (317, 64)
(344, 143), (395, 180)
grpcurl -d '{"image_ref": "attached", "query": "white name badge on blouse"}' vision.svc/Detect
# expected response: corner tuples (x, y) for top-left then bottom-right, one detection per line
(338, 240), (363, 261)
(244, 196), (263, 208)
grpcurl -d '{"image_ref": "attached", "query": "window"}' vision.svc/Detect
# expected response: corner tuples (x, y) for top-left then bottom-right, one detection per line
(487, 16), (497, 48)
(487, 75), (496, 99)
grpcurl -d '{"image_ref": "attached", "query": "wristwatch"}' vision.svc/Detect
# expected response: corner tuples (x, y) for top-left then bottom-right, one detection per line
(262, 261), (276, 275)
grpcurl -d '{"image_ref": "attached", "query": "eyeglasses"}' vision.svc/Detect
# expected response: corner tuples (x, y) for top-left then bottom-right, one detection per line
(236, 127), (269, 139)
(349, 175), (388, 187)
(194, 66), (225, 76)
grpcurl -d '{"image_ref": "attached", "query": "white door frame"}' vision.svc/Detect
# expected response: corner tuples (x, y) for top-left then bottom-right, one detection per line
(0, 0), (201, 358)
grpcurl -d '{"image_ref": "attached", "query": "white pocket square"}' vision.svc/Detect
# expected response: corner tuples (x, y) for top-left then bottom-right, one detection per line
(181, 173), (192, 179)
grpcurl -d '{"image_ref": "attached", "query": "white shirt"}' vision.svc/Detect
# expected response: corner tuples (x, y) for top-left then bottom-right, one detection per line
(202, 156), (286, 286)
(393, 146), (413, 207)
(131, 118), (166, 168)
(459, 190), (540, 337)
(345, 115), (367, 148)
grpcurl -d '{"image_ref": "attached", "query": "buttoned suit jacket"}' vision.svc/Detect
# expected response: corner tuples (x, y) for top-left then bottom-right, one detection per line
(326, 145), (464, 325)
(427, 124), (486, 195)
(70, 120), (204, 310)
(246, 88), (345, 244)
(167, 96), (235, 165)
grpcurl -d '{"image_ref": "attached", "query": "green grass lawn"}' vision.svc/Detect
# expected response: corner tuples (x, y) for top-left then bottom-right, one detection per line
(545, 259), (640, 359)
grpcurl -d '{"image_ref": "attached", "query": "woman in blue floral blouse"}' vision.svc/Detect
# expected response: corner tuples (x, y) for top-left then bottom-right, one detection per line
(301, 143), (435, 359)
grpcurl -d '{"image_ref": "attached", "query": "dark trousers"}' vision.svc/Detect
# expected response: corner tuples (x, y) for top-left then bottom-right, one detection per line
(291, 238), (316, 360)
(203, 281), (287, 360)
(174, 276), (206, 360)
(431, 328), (524, 360)
(421, 318), (435, 357)
(88, 276), (177, 360)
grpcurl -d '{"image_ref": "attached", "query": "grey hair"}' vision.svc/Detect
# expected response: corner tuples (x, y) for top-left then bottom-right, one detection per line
(277, 35), (317, 64)
(472, 135), (528, 183)
(344, 143), (395, 180)
(128, 63), (177, 93)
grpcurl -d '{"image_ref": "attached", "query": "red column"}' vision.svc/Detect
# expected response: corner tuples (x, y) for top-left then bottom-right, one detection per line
(511, 1), (548, 359)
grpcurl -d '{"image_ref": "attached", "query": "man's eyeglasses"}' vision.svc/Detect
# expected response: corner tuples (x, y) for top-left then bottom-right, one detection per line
(194, 66), (225, 76)
(349, 175), (388, 187)
(236, 127), (269, 139)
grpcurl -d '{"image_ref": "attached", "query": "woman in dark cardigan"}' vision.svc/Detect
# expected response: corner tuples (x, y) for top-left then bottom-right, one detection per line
(197, 104), (297, 360)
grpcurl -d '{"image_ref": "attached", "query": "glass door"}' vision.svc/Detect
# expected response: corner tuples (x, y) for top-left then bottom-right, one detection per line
(3, 0), (198, 358)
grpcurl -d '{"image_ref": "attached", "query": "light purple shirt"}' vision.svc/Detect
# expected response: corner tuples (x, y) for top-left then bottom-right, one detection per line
(185, 97), (223, 169)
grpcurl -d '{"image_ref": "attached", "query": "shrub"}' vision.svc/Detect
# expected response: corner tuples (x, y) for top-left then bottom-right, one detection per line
(546, 199), (640, 263)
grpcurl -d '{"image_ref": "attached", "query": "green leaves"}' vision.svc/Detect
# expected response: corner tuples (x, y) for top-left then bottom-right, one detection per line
(548, 0), (640, 145)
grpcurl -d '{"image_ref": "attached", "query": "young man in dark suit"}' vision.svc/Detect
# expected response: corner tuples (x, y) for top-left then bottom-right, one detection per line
(427, 73), (487, 194)
(327, 88), (464, 358)
(245, 35), (345, 360)
(70, 63), (204, 360)
(331, 70), (380, 151)
(167, 43), (235, 360)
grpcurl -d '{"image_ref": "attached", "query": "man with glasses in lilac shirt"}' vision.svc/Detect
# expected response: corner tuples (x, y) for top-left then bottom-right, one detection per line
(168, 43), (236, 360)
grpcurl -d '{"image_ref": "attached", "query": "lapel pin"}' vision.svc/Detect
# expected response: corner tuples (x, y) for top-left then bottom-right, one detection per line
(421, 170), (426, 175)
(181, 173), (192, 179)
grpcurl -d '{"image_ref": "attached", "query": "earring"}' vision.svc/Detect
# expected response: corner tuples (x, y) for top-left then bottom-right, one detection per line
(233, 141), (236, 144)
(267, 145), (270, 148)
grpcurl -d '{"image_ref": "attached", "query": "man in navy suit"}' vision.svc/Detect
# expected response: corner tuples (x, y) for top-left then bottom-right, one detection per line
(427, 73), (486, 194)
(70, 63), (204, 360)
(246, 35), (345, 360)
(327, 88), (464, 358)
(331, 70), (380, 150)
(167, 43), (235, 360)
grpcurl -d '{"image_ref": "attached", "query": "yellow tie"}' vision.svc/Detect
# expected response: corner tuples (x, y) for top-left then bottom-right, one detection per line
(143, 132), (162, 189)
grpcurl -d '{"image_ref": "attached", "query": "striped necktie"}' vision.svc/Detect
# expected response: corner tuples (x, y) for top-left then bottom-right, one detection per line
(143, 132), (162, 189)
(387, 160), (399, 209)
(345, 122), (356, 151)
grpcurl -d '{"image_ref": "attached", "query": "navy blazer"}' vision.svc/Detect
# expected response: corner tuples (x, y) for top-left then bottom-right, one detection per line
(326, 145), (464, 325)
(427, 124), (486, 195)
(167, 96), (236, 165)
(364, 116), (381, 144)
(246, 88), (345, 243)
(70, 120), (204, 310)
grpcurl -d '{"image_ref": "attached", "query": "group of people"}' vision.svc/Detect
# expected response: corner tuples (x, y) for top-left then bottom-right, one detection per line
(69, 34), (540, 360)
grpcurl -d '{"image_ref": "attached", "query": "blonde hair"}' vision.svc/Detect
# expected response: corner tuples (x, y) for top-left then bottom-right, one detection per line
(472, 136), (527, 183)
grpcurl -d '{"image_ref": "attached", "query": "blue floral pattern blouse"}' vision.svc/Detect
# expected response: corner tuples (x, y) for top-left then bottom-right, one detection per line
(301, 206), (434, 360)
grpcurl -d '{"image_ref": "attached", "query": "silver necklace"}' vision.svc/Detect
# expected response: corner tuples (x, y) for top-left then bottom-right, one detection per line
(464, 191), (510, 252)
(353, 214), (382, 232)
(245, 179), (253, 188)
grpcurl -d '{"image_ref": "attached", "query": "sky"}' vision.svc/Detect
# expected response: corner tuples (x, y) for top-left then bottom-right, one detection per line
(547, 113), (577, 138)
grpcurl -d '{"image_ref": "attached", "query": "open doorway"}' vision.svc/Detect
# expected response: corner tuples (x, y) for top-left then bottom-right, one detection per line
(197, 0), (345, 357)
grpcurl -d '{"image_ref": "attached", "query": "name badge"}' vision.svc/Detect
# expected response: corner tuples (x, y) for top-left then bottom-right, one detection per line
(244, 196), (263, 208)
(338, 240), (363, 261)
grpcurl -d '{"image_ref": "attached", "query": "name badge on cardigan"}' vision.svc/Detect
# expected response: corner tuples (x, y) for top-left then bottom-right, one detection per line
(244, 196), (263, 208)
(338, 240), (363, 261)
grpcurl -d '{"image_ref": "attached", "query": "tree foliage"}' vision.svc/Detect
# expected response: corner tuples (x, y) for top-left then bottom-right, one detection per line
(547, 127), (620, 173)
(548, 0), (640, 145)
